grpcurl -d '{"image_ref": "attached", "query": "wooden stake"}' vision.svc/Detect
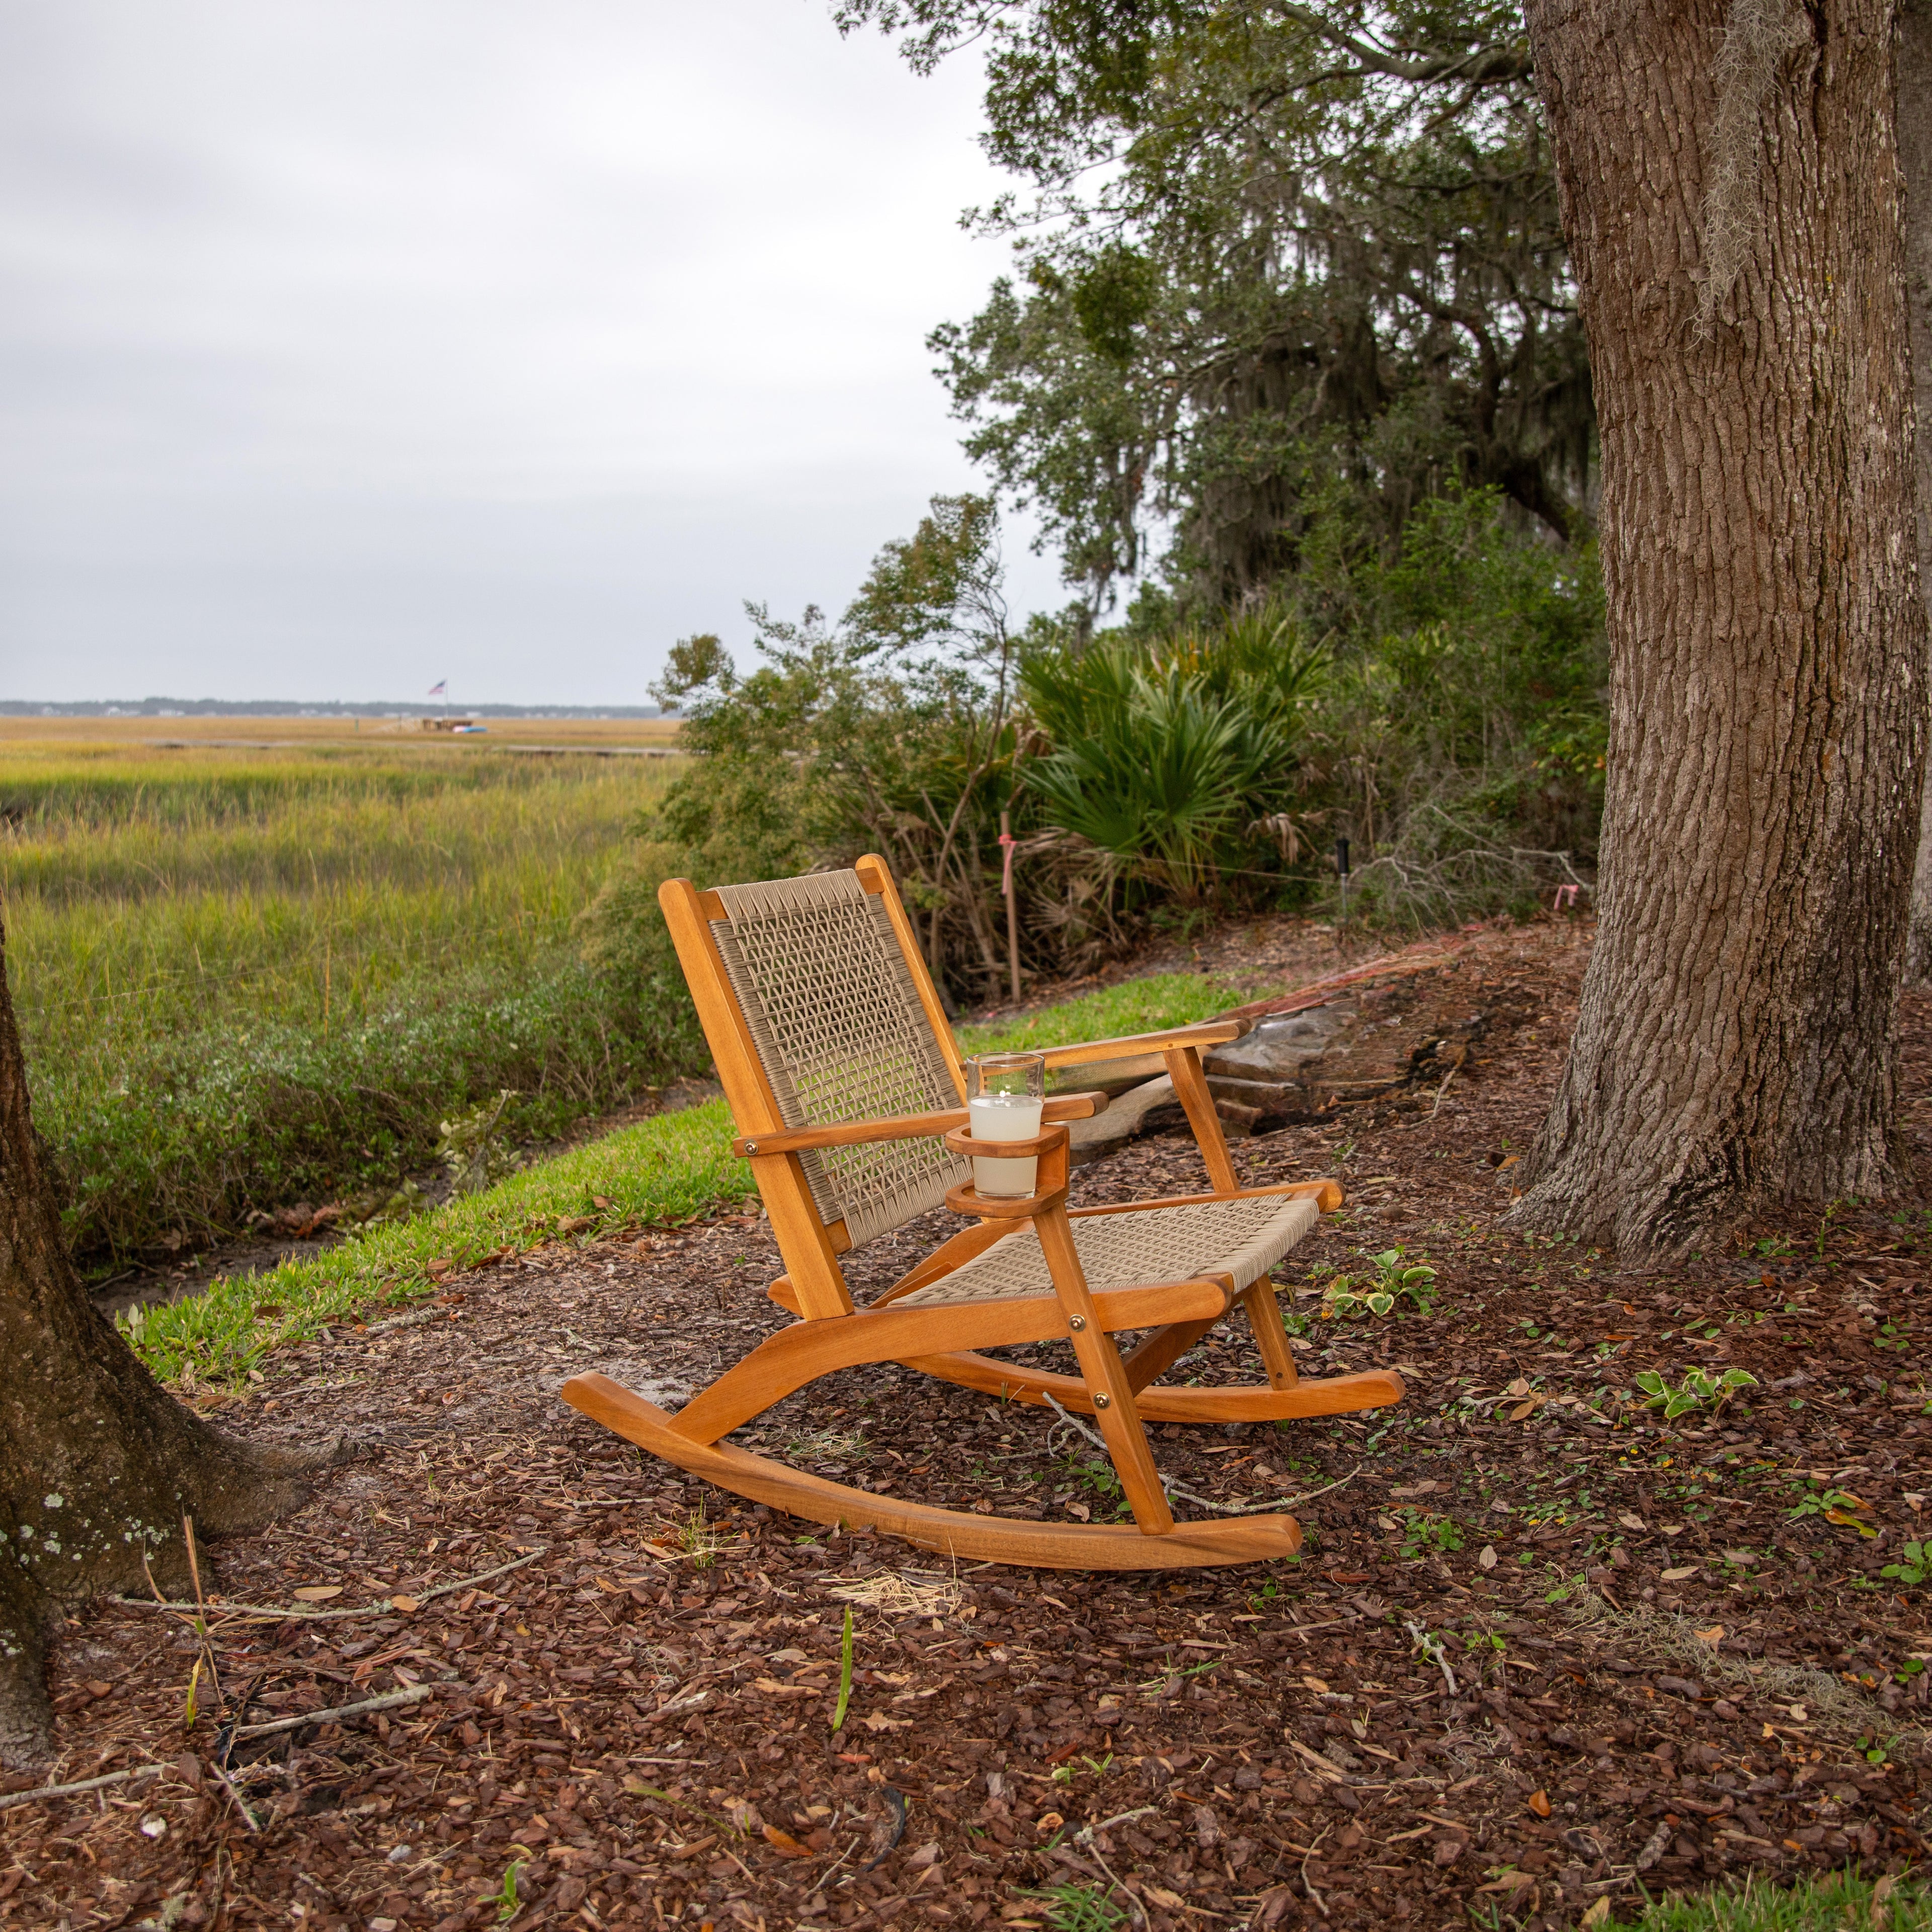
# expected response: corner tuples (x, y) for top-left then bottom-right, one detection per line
(1000, 811), (1021, 1003)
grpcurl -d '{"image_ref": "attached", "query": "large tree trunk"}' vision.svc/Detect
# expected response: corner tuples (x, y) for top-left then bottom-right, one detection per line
(1511, 0), (1928, 1256)
(0, 925), (355, 1768)
(1899, 0), (1932, 983)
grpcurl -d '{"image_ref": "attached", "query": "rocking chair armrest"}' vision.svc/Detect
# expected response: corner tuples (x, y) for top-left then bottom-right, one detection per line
(1038, 1021), (1245, 1069)
(731, 1091), (1107, 1160)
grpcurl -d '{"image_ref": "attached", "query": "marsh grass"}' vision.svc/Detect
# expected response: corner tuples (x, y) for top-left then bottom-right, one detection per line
(2, 742), (707, 1262)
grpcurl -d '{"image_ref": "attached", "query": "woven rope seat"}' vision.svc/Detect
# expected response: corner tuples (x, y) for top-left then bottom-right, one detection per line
(558, 854), (1406, 1571)
(899, 1191), (1319, 1306)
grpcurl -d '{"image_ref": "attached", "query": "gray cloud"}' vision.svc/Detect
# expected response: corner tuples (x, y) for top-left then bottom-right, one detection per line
(0, 0), (1059, 704)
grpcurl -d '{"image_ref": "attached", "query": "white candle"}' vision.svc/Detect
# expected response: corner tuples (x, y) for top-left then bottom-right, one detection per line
(967, 1092), (1044, 1196)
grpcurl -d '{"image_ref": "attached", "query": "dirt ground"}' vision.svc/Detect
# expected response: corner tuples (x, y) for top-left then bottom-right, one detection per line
(6, 915), (1928, 1932)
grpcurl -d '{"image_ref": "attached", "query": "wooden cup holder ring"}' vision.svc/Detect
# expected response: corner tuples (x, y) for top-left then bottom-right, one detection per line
(941, 1121), (1070, 1219)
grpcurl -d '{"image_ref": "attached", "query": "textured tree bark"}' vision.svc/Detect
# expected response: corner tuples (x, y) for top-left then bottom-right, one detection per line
(0, 926), (357, 1768)
(1898, 0), (1932, 983)
(1513, 0), (1928, 1256)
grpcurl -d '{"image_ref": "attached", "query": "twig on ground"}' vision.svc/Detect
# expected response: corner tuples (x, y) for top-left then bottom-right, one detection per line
(1406, 1619), (1459, 1698)
(1074, 1811), (1159, 1928)
(229, 1683), (433, 1740)
(1161, 1465), (1361, 1516)
(1041, 1392), (1110, 1456)
(0, 1763), (167, 1812)
(112, 1546), (549, 1623)
(1301, 1821), (1333, 1917)
(207, 1753), (260, 1833)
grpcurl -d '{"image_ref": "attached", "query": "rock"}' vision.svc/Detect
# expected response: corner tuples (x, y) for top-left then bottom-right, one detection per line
(1206, 1006), (1354, 1080)
(1201, 983), (1488, 1126)
(1067, 1077), (1174, 1163)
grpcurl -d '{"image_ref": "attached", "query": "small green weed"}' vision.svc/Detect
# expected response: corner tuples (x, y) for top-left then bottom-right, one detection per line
(481, 1859), (526, 1923)
(1632, 1366), (1757, 1419)
(673, 1503), (724, 1569)
(1023, 1882), (1129, 1932)
(1398, 1509), (1464, 1559)
(831, 1606), (854, 1732)
(1786, 1485), (1876, 1536)
(1880, 1540), (1928, 1586)
(1318, 1246), (1438, 1320)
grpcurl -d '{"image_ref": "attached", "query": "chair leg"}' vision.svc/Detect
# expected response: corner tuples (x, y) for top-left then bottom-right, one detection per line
(1034, 1205), (1174, 1535)
(1163, 1044), (1240, 1194)
(1241, 1278), (1299, 1392)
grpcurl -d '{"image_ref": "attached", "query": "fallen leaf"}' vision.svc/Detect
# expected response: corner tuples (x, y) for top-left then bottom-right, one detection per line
(292, 1586), (343, 1602)
(862, 1713), (911, 1732)
(1582, 1898), (1612, 1927)
(1478, 1546), (1497, 1570)
(1477, 1870), (1533, 1893)
(1693, 1625), (1724, 1645)
(1145, 1887), (1188, 1911)
(1660, 1565), (1699, 1582)
(1618, 1513), (1646, 1531)
(1509, 1399), (1540, 1422)
(389, 1595), (420, 1615)
(1036, 1811), (1064, 1834)
(1527, 1790), (1552, 1818)
(1302, 1676), (1331, 1694)
(761, 1824), (814, 1858)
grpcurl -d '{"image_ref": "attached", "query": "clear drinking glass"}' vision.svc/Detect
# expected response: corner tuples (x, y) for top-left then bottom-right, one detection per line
(966, 1052), (1047, 1197)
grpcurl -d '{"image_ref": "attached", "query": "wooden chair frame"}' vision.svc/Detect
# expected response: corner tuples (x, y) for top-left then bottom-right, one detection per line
(561, 854), (1403, 1569)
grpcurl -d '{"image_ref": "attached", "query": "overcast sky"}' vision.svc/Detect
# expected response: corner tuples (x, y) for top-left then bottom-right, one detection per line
(0, 1), (1064, 706)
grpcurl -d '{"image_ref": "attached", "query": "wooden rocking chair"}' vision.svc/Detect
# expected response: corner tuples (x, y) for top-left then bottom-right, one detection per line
(560, 857), (1403, 1569)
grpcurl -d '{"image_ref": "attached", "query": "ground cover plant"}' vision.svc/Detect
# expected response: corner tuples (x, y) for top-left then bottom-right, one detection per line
(6, 914), (1925, 1930)
(0, 738), (706, 1267)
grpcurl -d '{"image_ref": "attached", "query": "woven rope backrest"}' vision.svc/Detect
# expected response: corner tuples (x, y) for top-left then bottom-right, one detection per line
(709, 870), (968, 1246)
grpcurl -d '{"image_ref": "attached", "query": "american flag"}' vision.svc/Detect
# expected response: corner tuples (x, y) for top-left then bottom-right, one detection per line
(428, 680), (447, 697)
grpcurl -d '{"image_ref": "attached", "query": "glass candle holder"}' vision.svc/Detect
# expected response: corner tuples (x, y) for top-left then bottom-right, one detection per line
(965, 1052), (1047, 1197)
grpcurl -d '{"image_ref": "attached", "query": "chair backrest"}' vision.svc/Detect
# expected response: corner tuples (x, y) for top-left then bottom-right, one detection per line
(666, 859), (971, 1249)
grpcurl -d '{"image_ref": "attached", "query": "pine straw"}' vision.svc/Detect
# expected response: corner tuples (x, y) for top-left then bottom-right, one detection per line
(823, 1568), (963, 1621)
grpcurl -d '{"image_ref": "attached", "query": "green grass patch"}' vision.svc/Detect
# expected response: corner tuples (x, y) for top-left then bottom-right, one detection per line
(958, 972), (1246, 1060)
(129, 970), (1255, 1385)
(124, 1098), (752, 1385)
(1599, 1873), (1928, 1932)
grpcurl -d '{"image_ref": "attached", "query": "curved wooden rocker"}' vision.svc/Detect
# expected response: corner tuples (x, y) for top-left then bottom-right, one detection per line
(558, 856), (1404, 1570)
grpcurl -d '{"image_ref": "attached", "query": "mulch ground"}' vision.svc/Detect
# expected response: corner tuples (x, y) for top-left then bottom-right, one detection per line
(6, 916), (1928, 1932)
